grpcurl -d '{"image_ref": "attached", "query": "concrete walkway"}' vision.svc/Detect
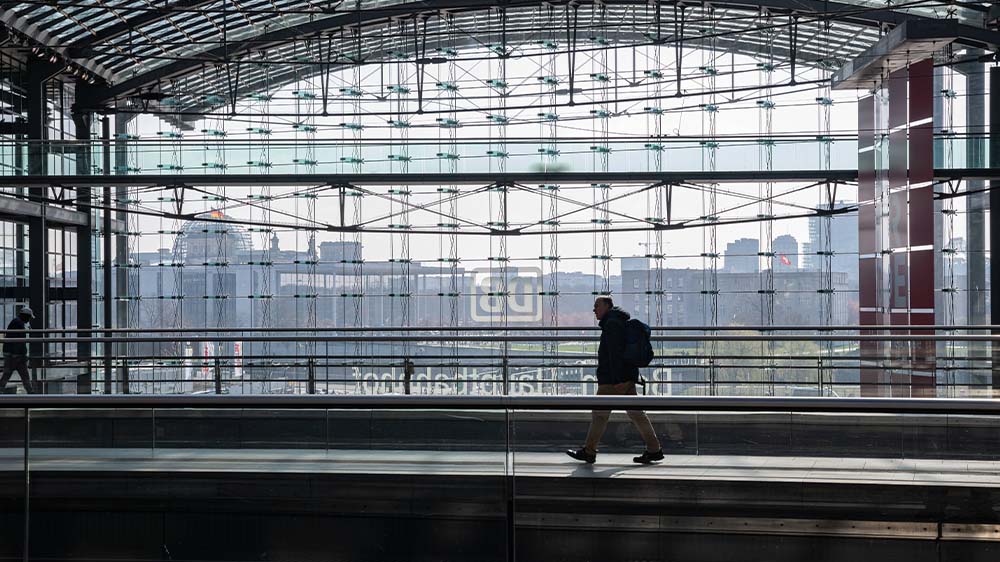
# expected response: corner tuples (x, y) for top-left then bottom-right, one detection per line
(0, 448), (998, 487)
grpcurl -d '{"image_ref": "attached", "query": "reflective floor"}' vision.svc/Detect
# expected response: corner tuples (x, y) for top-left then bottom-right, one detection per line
(2, 448), (1000, 487)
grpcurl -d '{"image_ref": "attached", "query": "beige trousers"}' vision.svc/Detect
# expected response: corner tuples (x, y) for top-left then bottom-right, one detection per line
(583, 381), (661, 453)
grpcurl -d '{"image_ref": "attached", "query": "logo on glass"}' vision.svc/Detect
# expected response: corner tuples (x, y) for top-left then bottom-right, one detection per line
(470, 267), (543, 322)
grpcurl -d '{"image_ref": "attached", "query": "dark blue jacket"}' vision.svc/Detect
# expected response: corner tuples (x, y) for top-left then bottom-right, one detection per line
(596, 307), (639, 385)
(3, 317), (28, 356)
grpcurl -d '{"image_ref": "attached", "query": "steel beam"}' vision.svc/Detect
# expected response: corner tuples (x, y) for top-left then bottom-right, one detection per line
(833, 20), (957, 90)
(113, 115), (131, 392)
(68, 0), (221, 55)
(4, 394), (1000, 414)
(4, 168), (1000, 188)
(991, 67), (1000, 393)
(0, 196), (88, 227)
(101, 116), (113, 392)
(24, 59), (50, 378)
(72, 110), (94, 394)
(0, 169), (860, 187)
(959, 57), (988, 360)
(0, 10), (114, 82)
(80, 0), (937, 107)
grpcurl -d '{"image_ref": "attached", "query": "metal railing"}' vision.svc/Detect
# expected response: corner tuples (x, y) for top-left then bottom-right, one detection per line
(0, 325), (995, 398)
(3, 394), (1000, 413)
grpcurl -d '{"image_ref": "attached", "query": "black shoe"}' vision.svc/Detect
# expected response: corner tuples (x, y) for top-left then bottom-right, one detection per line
(633, 449), (664, 464)
(566, 447), (596, 464)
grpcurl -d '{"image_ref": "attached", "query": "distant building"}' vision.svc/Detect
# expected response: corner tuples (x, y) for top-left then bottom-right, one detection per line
(724, 238), (759, 273)
(620, 261), (855, 327)
(945, 237), (967, 278)
(773, 234), (798, 271)
(804, 202), (858, 286)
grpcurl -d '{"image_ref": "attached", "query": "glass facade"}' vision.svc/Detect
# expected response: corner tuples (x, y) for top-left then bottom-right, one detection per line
(0, 1), (992, 396)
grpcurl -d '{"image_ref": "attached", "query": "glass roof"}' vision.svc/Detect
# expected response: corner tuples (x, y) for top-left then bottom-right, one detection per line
(3, 0), (988, 109)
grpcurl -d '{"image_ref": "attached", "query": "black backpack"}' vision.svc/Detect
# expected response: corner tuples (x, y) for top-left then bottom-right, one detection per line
(623, 318), (654, 368)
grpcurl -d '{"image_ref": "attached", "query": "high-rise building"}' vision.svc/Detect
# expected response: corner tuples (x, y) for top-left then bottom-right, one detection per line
(723, 238), (760, 273)
(804, 202), (859, 285)
(773, 234), (799, 270)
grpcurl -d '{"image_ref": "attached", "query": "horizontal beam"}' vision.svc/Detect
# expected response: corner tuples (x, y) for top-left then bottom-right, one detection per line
(2, 395), (1000, 414)
(19, 324), (1000, 333)
(3, 334), (999, 344)
(833, 19), (1000, 89)
(833, 19), (955, 90)
(0, 170), (860, 187)
(4, 168), (1000, 187)
(0, 122), (27, 136)
(0, 194), (89, 226)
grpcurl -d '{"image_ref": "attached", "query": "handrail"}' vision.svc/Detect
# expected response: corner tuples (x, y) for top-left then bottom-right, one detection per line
(0, 334), (997, 343)
(3, 395), (1000, 414)
(12, 324), (1000, 333)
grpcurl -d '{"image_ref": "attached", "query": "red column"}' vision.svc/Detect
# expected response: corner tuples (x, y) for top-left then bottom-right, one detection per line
(907, 59), (936, 397)
(858, 95), (881, 396)
(858, 59), (935, 398)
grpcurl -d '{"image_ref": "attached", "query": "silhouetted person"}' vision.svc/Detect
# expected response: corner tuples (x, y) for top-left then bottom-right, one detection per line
(0, 307), (36, 394)
(566, 297), (662, 464)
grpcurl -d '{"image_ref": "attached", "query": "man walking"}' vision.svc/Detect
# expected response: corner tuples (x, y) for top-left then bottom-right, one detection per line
(0, 307), (36, 394)
(566, 297), (662, 464)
